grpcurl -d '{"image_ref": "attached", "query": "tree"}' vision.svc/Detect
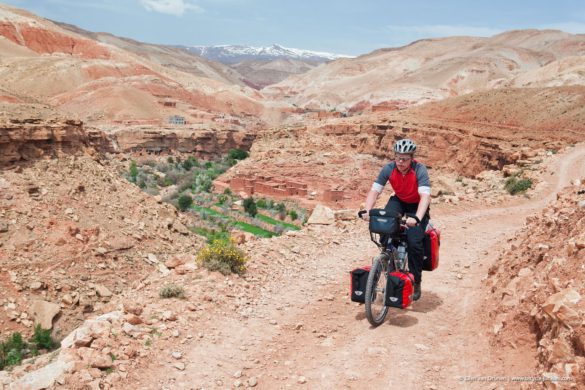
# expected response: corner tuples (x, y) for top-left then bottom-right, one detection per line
(243, 197), (257, 217)
(178, 194), (193, 211)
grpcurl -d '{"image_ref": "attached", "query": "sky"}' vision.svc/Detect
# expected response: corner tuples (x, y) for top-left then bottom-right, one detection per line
(2, 0), (585, 55)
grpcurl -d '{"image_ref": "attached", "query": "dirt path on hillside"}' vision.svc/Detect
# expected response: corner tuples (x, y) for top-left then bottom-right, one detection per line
(132, 144), (585, 390)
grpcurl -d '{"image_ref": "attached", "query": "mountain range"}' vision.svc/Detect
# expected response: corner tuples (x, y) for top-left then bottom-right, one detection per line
(180, 44), (352, 64)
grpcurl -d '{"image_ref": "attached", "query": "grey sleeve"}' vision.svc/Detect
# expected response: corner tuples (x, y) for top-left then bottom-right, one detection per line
(415, 164), (431, 188)
(374, 163), (394, 186)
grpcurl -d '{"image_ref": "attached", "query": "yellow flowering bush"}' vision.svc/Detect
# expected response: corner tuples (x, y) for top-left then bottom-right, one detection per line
(196, 239), (247, 275)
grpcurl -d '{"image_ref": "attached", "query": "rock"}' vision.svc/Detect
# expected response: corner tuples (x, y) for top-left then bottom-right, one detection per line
(165, 255), (187, 269)
(542, 289), (582, 327)
(146, 253), (158, 264)
(233, 370), (242, 378)
(0, 222), (8, 233)
(162, 310), (177, 321)
(92, 284), (112, 298)
(173, 363), (185, 371)
(65, 208), (74, 215)
(8, 360), (74, 390)
(297, 376), (307, 384)
(171, 220), (190, 235)
(123, 302), (143, 316)
(30, 281), (44, 290)
(122, 322), (147, 338)
(61, 294), (75, 306)
(78, 348), (113, 369)
(95, 247), (107, 256)
(548, 337), (574, 364)
(124, 314), (142, 325)
(578, 200), (585, 209)
(172, 351), (182, 360)
(248, 377), (258, 387)
(307, 204), (335, 225)
(29, 300), (61, 329)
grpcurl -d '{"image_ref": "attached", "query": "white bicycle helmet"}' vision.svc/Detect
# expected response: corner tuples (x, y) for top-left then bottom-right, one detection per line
(393, 139), (417, 154)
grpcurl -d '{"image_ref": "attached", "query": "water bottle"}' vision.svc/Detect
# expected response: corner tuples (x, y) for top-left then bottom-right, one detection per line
(397, 245), (407, 269)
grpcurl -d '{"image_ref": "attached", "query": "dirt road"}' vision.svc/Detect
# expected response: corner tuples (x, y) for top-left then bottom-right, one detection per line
(133, 144), (585, 390)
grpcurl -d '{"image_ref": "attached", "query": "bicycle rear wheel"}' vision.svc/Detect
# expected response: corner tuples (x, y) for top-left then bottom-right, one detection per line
(365, 253), (389, 326)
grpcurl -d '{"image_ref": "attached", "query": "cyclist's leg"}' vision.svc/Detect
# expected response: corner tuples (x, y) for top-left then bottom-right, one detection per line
(405, 207), (429, 284)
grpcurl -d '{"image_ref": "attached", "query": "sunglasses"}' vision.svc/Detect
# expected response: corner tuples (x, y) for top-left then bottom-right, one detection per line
(394, 156), (412, 162)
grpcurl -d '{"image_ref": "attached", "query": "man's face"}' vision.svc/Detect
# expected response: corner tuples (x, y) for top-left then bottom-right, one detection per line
(395, 153), (412, 172)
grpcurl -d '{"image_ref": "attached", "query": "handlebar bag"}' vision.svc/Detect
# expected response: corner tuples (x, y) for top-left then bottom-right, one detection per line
(368, 209), (400, 235)
(384, 270), (414, 309)
(349, 265), (371, 303)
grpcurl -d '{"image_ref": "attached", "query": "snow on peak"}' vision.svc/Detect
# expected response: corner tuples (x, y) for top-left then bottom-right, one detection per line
(182, 44), (353, 64)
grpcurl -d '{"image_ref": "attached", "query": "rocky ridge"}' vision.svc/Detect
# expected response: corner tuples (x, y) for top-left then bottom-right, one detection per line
(485, 179), (585, 386)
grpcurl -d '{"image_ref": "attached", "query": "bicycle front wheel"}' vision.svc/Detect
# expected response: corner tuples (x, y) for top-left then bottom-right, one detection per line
(365, 253), (389, 327)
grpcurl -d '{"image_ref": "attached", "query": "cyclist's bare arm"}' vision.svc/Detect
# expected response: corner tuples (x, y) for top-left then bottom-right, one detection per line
(363, 189), (380, 220)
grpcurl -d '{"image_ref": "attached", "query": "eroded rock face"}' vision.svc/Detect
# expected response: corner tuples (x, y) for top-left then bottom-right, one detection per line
(110, 127), (255, 158)
(0, 118), (88, 165)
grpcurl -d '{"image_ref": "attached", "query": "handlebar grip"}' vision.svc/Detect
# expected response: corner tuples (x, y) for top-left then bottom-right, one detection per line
(358, 210), (367, 218)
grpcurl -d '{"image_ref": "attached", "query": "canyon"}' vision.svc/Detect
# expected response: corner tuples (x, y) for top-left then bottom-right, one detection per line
(0, 2), (584, 389)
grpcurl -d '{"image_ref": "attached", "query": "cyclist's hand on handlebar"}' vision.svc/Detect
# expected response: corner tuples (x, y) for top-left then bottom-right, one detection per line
(358, 210), (369, 221)
(405, 216), (418, 227)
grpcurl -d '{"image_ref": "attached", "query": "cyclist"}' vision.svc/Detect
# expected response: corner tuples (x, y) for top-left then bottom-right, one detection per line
(361, 138), (431, 301)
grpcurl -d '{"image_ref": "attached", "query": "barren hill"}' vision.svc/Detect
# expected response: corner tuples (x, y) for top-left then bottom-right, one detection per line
(263, 30), (585, 111)
(0, 4), (277, 127)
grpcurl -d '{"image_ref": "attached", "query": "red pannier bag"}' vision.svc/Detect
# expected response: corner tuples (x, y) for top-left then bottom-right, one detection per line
(385, 271), (414, 309)
(350, 266), (371, 303)
(423, 224), (441, 271)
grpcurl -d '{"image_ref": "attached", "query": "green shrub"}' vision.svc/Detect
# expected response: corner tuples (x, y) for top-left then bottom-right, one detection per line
(218, 194), (229, 205)
(129, 160), (138, 182)
(167, 156), (174, 164)
(178, 194), (193, 211)
(196, 239), (247, 275)
(505, 177), (533, 195)
(31, 325), (58, 351)
(228, 149), (249, 160)
(288, 210), (298, 220)
(243, 197), (257, 217)
(204, 161), (213, 169)
(182, 158), (194, 171)
(223, 188), (232, 196)
(256, 198), (267, 208)
(159, 284), (185, 299)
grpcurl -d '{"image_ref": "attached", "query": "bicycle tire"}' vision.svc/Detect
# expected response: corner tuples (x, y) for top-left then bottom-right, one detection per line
(365, 253), (390, 326)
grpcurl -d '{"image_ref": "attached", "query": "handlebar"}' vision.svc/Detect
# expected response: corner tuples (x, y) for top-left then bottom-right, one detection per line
(358, 210), (420, 224)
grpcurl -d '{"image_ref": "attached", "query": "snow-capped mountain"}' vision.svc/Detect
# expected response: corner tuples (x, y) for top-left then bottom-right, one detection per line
(181, 44), (353, 64)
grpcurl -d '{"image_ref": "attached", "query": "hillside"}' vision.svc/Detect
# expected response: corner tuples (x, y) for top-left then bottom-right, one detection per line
(0, 4), (277, 127)
(263, 30), (585, 111)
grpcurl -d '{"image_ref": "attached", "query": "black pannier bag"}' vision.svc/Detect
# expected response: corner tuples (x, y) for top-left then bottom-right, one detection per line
(350, 266), (371, 303)
(368, 209), (401, 235)
(384, 271), (414, 309)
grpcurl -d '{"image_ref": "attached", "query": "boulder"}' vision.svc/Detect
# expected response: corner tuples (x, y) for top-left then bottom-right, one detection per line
(29, 300), (61, 329)
(307, 204), (335, 225)
(8, 360), (74, 390)
(542, 289), (582, 327)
